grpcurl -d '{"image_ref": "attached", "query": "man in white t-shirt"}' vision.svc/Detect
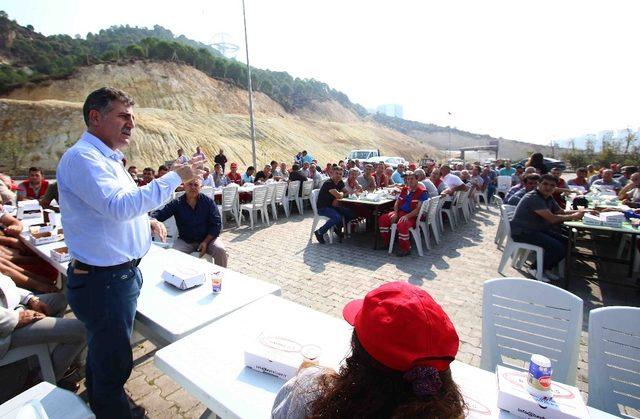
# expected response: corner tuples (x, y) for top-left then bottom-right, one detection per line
(440, 165), (468, 208)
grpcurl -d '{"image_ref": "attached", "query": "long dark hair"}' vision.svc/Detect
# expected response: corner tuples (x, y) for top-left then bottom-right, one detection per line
(309, 332), (466, 419)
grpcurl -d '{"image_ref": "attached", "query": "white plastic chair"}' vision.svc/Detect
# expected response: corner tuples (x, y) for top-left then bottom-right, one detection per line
(494, 204), (516, 248)
(0, 344), (56, 384)
(421, 195), (441, 246)
(496, 175), (512, 196)
(440, 190), (462, 231)
(481, 277), (583, 385)
(264, 183), (276, 223)
(309, 189), (334, 244)
(475, 188), (490, 210)
(220, 185), (240, 229)
(286, 181), (302, 216)
(201, 186), (215, 200)
(388, 199), (429, 256)
(271, 181), (288, 220)
(454, 188), (472, 223)
(240, 185), (269, 230)
(161, 216), (178, 248)
(496, 206), (545, 281)
(173, 191), (185, 200)
(588, 306), (640, 416)
(299, 180), (314, 213)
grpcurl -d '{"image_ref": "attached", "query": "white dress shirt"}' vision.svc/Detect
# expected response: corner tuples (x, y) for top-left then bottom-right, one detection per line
(57, 132), (181, 266)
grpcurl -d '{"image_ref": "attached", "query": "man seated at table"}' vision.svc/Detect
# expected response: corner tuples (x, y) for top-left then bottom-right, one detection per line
(591, 169), (621, 192)
(505, 167), (536, 201)
(279, 162), (290, 181)
(510, 174), (585, 282)
(300, 162), (311, 178)
(567, 167), (589, 190)
(618, 172), (640, 205)
(151, 177), (228, 267)
(269, 161), (281, 180)
(357, 164), (376, 192)
(0, 273), (87, 391)
(344, 168), (363, 195)
(305, 164), (322, 189)
(414, 169), (438, 197)
(225, 162), (242, 185)
(439, 165), (468, 208)
(379, 171), (428, 257)
(127, 166), (139, 185)
(254, 165), (273, 184)
(40, 180), (59, 210)
(17, 167), (49, 202)
(137, 167), (156, 187)
(391, 164), (405, 185)
(313, 166), (355, 244)
(511, 164), (525, 185)
(507, 174), (540, 206)
(373, 162), (388, 188)
(200, 166), (213, 187)
(550, 166), (571, 208)
(241, 166), (255, 184)
(616, 166), (637, 187)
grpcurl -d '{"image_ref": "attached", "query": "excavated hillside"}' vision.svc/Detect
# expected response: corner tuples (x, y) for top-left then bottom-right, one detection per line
(0, 61), (437, 173)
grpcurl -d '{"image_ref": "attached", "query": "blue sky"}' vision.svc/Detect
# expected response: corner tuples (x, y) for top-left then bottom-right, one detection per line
(1, 0), (639, 145)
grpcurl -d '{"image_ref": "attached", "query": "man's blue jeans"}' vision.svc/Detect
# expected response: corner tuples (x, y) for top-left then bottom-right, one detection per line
(66, 265), (142, 419)
(512, 230), (567, 270)
(317, 206), (355, 235)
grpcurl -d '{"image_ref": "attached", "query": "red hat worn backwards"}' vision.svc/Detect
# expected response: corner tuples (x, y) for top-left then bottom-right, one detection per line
(343, 281), (459, 372)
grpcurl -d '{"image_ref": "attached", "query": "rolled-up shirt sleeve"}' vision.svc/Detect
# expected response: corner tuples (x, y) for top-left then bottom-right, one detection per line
(61, 149), (181, 222)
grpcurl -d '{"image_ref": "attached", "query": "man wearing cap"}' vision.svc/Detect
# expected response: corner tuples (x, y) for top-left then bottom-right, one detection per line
(378, 171), (428, 256)
(272, 281), (464, 418)
(225, 162), (242, 185)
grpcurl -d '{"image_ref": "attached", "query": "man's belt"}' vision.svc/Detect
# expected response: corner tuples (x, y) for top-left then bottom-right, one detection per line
(72, 258), (141, 272)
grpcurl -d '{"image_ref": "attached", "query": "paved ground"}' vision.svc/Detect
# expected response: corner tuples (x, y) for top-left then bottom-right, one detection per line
(22, 202), (640, 417)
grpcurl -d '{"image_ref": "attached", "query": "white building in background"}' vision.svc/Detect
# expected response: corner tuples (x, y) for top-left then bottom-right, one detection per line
(376, 104), (403, 118)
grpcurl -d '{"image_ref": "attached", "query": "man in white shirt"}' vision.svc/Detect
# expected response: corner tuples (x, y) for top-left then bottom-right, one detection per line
(440, 165), (468, 208)
(57, 87), (202, 418)
(201, 166), (214, 187)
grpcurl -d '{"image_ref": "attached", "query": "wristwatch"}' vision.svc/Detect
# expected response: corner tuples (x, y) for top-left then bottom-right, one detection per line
(28, 296), (40, 305)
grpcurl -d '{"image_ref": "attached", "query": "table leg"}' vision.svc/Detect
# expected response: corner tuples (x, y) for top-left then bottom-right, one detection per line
(373, 209), (379, 250)
(629, 234), (637, 278)
(563, 228), (574, 290)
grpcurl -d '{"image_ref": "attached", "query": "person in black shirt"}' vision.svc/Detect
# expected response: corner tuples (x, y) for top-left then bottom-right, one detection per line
(289, 164), (307, 196)
(314, 166), (355, 244)
(151, 177), (228, 267)
(254, 165), (273, 184)
(214, 149), (228, 172)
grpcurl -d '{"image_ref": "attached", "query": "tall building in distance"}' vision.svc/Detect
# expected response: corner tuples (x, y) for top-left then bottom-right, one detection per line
(376, 104), (403, 118)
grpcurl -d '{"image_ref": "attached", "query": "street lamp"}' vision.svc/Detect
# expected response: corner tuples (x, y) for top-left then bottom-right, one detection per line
(242, 0), (257, 168)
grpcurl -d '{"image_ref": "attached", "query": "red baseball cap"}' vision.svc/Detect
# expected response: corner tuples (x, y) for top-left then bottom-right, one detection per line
(343, 281), (459, 372)
(408, 163), (417, 171)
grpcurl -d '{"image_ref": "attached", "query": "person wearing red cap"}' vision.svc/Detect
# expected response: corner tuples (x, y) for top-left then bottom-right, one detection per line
(378, 171), (428, 256)
(225, 162), (242, 185)
(408, 162), (417, 171)
(272, 281), (465, 418)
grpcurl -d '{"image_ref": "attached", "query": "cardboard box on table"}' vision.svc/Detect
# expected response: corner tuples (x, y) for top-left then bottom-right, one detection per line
(496, 365), (589, 419)
(17, 200), (42, 220)
(29, 227), (64, 246)
(161, 266), (217, 290)
(50, 246), (71, 263)
(244, 329), (322, 381)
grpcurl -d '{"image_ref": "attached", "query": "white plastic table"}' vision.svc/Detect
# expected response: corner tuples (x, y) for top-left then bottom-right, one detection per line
(154, 294), (353, 419)
(155, 295), (619, 419)
(135, 247), (281, 345)
(0, 381), (94, 419)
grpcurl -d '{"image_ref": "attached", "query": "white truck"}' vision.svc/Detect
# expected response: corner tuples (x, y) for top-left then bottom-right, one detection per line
(345, 149), (381, 161)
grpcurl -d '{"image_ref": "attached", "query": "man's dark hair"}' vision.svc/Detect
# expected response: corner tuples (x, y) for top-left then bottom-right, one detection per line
(83, 87), (135, 127)
(158, 165), (169, 172)
(247, 166), (255, 171)
(302, 150), (307, 154)
(292, 164), (300, 171)
(540, 174), (557, 184)
(524, 174), (541, 183)
(623, 166), (638, 175)
(127, 166), (136, 171)
(143, 167), (154, 174)
(28, 166), (42, 174)
(338, 160), (344, 165)
(270, 160), (277, 165)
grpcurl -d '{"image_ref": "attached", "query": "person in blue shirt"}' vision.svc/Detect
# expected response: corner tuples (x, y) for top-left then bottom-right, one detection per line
(151, 177), (227, 267)
(241, 166), (255, 184)
(57, 87), (203, 418)
(391, 163), (406, 185)
(301, 150), (314, 164)
(499, 160), (516, 177)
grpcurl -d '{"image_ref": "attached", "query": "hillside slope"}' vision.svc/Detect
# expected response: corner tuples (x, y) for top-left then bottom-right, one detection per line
(0, 62), (437, 172)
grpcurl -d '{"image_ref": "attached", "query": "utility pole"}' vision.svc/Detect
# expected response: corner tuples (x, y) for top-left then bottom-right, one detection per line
(448, 112), (453, 162)
(242, 0), (257, 168)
